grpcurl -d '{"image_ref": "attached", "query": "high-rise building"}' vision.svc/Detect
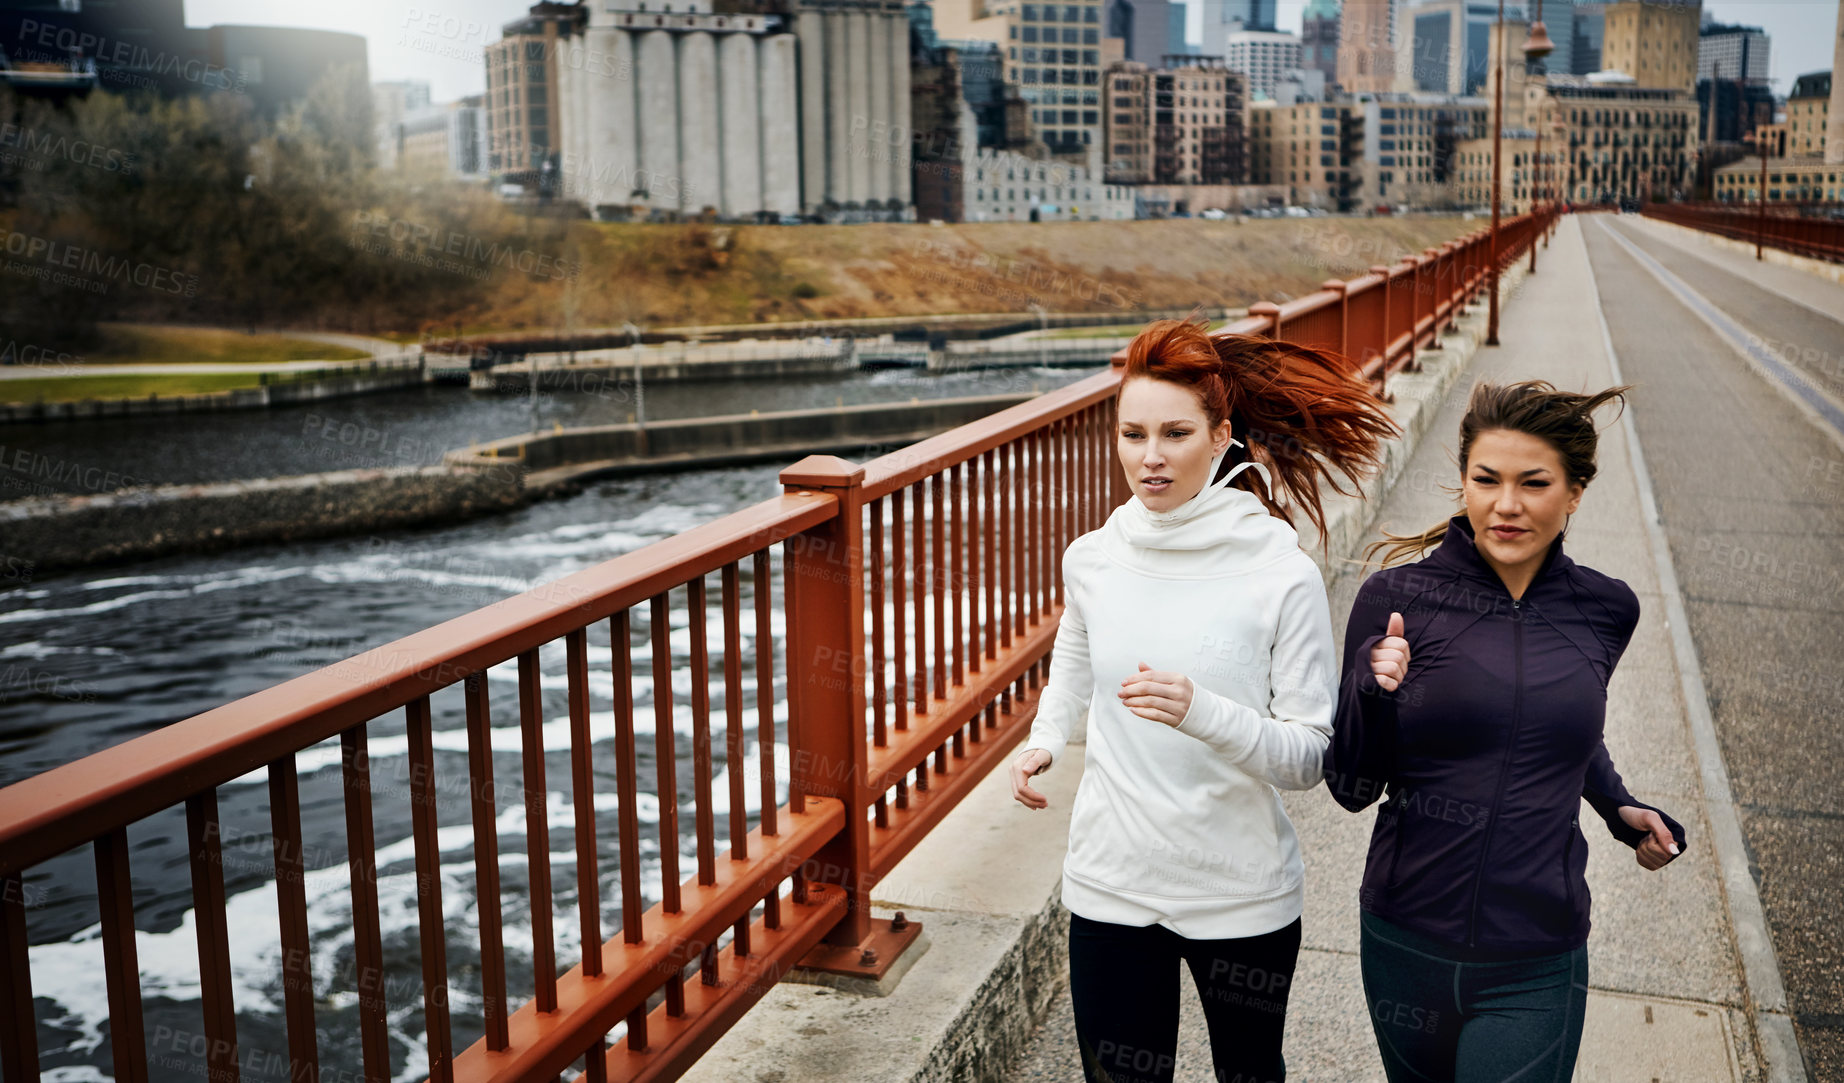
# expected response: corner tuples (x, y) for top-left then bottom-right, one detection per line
(1570, 2), (1604, 74)
(1223, 28), (1302, 99)
(1102, 59), (1246, 183)
(1697, 23), (1769, 86)
(1338, 0), (1399, 93)
(1600, 0), (1698, 94)
(1406, 0), (1522, 95)
(1301, 0), (1340, 87)
(1787, 71), (1832, 158)
(931, 0), (1111, 160)
(1169, 3), (1191, 58)
(1106, 0), (1177, 65)
(484, 3), (576, 178)
(1199, 0), (1278, 35)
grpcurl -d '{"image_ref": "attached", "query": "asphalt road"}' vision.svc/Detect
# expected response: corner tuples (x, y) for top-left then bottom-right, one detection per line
(1585, 214), (1844, 1081)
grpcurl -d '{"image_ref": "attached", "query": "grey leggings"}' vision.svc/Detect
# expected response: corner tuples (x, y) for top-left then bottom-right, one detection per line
(1358, 911), (1589, 1083)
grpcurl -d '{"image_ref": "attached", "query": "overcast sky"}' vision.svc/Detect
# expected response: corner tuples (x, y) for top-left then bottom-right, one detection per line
(186, 0), (1839, 102)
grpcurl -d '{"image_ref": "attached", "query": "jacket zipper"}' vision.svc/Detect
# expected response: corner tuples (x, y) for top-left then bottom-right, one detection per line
(1387, 787), (1410, 887)
(1467, 595), (1524, 948)
(1564, 811), (1579, 914)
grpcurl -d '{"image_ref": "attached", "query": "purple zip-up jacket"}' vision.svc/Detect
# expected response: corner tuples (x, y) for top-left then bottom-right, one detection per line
(1324, 514), (1686, 956)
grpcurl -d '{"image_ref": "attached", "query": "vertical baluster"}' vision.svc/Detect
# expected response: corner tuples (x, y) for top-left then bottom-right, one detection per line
(890, 493), (907, 735)
(463, 673), (509, 1051)
(339, 725), (388, 1082)
(1001, 441), (1015, 649)
(186, 790), (239, 1083)
(689, 577), (716, 889)
(983, 448), (997, 663)
(751, 551), (780, 842)
(967, 453), (983, 675)
(1062, 417), (1074, 599)
(0, 871), (38, 1083)
(949, 462), (964, 689)
(406, 696), (453, 1083)
(518, 649), (558, 1012)
(566, 628), (603, 980)
(931, 471), (946, 701)
(1025, 431), (1039, 628)
(268, 755), (317, 1083)
(721, 564), (753, 958)
(648, 592), (685, 1017)
(911, 482), (928, 718)
(608, 611), (649, 1052)
(93, 828), (148, 1083)
(868, 499), (887, 748)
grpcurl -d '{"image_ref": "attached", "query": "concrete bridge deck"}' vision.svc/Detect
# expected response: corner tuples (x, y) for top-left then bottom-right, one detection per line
(996, 212), (1843, 1082)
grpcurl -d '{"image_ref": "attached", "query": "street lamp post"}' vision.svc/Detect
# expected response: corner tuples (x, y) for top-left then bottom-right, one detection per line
(1521, 4), (1554, 273)
(1487, 0), (1505, 344)
(1756, 127), (1768, 260)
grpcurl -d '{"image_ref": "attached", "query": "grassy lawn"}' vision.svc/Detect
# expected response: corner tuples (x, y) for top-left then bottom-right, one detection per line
(80, 324), (372, 364)
(0, 372), (272, 404)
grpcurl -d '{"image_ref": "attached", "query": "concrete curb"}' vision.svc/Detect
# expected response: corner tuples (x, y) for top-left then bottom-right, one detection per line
(1583, 225), (1811, 1083)
(677, 266), (1530, 1083)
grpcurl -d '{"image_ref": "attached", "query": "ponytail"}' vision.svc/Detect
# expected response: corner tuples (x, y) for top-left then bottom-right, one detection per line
(1118, 316), (1399, 543)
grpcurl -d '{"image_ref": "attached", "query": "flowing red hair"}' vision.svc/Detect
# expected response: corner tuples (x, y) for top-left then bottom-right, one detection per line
(1116, 315), (1399, 543)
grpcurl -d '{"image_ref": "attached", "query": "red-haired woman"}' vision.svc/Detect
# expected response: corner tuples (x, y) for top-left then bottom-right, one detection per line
(1009, 317), (1396, 1083)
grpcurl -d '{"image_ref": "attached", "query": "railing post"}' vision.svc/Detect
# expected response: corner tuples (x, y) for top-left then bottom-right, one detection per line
(1248, 301), (1282, 339)
(777, 454), (892, 960)
(1369, 265), (1392, 376)
(1320, 279), (1349, 359)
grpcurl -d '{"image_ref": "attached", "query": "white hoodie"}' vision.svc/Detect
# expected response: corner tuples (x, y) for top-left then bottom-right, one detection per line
(1025, 448), (1336, 939)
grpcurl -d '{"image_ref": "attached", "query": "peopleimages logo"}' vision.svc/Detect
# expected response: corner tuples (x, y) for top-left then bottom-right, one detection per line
(1, 232), (199, 297)
(14, 19), (245, 92)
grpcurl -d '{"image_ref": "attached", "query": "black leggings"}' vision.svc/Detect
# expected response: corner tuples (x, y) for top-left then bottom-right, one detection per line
(1068, 911), (1302, 1083)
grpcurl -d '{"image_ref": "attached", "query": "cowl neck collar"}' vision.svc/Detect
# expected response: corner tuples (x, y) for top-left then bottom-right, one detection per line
(1099, 444), (1302, 573)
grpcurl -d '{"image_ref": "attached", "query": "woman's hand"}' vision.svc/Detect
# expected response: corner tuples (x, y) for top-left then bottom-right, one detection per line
(1370, 611), (1410, 692)
(1011, 748), (1053, 810)
(1118, 662), (1193, 727)
(1618, 806), (1681, 870)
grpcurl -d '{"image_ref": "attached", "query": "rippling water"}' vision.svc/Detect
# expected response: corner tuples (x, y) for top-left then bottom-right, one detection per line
(0, 363), (1102, 1083)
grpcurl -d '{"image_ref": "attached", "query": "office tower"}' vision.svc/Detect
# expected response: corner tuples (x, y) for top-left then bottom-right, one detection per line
(1223, 28), (1302, 98)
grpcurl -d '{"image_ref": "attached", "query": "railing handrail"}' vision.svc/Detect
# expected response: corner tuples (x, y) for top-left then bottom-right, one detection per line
(0, 490), (836, 877)
(858, 370), (1120, 500)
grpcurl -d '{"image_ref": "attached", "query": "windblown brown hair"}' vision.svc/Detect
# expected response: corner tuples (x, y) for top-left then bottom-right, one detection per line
(1117, 315), (1399, 543)
(1361, 379), (1631, 569)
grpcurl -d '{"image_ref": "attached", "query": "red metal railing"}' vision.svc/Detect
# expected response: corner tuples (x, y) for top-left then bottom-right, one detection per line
(1643, 201), (1844, 264)
(0, 209), (1553, 1083)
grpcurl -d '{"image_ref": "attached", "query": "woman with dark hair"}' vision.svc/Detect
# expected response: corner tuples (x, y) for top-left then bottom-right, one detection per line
(1008, 317), (1397, 1083)
(1326, 380), (1687, 1082)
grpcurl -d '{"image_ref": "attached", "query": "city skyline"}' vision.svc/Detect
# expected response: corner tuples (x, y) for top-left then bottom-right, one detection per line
(180, 0), (1838, 102)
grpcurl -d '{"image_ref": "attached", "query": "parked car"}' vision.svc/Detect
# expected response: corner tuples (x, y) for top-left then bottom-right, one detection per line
(1200, 208), (1228, 220)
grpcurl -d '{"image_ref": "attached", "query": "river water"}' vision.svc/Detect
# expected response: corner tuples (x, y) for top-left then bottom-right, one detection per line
(0, 363), (1103, 1082)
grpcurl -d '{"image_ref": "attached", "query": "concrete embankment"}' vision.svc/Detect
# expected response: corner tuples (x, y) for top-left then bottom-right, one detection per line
(461, 393), (1038, 496)
(1, 393), (1041, 576)
(0, 360), (428, 424)
(0, 462), (528, 576)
